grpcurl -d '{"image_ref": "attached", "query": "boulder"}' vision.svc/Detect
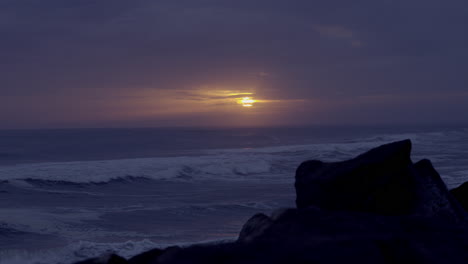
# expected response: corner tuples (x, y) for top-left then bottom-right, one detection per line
(295, 140), (414, 214)
(295, 139), (468, 221)
(238, 213), (273, 243)
(451, 182), (468, 212)
(411, 160), (467, 220)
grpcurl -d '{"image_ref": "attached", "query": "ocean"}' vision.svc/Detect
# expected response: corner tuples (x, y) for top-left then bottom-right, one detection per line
(0, 126), (467, 264)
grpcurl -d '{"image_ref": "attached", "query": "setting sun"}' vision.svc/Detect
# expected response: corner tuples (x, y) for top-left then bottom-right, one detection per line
(239, 97), (256, 107)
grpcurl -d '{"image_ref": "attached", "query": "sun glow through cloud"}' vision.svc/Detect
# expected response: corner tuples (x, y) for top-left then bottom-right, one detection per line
(239, 97), (256, 107)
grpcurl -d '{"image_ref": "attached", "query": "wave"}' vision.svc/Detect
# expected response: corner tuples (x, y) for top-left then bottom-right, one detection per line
(21, 176), (152, 187)
(0, 141), (385, 185)
(0, 239), (163, 264)
(0, 129), (467, 187)
(0, 236), (237, 264)
(0, 154), (276, 184)
(0, 225), (25, 236)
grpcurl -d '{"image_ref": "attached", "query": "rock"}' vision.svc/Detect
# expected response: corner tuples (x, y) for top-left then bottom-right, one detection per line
(238, 213), (273, 243)
(128, 248), (163, 264)
(133, 208), (468, 264)
(74, 253), (127, 264)
(149, 244), (239, 264)
(451, 182), (468, 211)
(295, 140), (415, 214)
(295, 140), (468, 220)
(239, 208), (468, 264)
(411, 160), (467, 220)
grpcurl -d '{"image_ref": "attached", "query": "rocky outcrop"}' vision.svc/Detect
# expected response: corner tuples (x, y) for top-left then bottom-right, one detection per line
(295, 139), (414, 215)
(411, 159), (467, 220)
(237, 213), (273, 243)
(295, 140), (467, 221)
(74, 140), (468, 264)
(451, 182), (468, 211)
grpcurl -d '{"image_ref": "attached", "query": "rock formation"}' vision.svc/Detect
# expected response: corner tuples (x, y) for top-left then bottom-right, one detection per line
(451, 182), (468, 212)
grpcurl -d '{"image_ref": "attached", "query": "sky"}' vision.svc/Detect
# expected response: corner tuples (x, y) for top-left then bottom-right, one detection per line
(1, 0), (468, 129)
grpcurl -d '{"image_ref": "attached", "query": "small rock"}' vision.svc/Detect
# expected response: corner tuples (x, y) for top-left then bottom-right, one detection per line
(238, 213), (273, 243)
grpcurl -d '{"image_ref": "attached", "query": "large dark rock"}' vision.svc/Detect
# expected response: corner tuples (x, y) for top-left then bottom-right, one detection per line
(451, 182), (468, 212)
(411, 160), (467, 220)
(295, 140), (415, 214)
(122, 208), (468, 264)
(295, 139), (468, 221)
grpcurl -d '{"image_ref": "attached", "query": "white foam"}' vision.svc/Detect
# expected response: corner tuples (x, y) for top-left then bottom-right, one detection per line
(0, 154), (276, 183)
(0, 239), (162, 264)
(0, 145), (321, 184)
(0, 137), (391, 184)
(0, 237), (237, 264)
(0, 129), (466, 187)
(0, 208), (101, 237)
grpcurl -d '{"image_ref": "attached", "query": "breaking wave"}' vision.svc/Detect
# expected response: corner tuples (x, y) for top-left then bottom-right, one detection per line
(0, 240), (164, 264)
(0, 129), (467, 188)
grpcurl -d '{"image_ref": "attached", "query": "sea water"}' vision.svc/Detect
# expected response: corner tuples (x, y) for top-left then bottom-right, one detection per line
(0, 126), (467, 264)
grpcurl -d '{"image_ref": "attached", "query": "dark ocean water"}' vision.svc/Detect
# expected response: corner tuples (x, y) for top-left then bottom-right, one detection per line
(0, 126), (467, 264)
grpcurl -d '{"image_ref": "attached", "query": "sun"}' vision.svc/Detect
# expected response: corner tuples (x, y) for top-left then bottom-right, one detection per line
(239, 97), (256, 107)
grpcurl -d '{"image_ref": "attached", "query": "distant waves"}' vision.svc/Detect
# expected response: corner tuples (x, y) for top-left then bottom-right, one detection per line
(0, 129), (467, 188)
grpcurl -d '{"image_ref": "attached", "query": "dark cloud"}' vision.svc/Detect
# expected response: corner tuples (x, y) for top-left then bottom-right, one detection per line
(1, 0), (467, 128)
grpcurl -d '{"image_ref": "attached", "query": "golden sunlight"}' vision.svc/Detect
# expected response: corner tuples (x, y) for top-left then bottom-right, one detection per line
(239, 97), (256, 107)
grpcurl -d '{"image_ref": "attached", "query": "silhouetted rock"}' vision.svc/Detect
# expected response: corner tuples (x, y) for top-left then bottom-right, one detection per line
(74, 253), (127, 264)
(238, 213), (273, 243)
(295, 140), (468, 221)
(451, 181), (468, 211)
(295, 140), (414, 214)
(125, 207), (468, 264)
(128, 248), (163, 264)
(412, 160), (467, 220)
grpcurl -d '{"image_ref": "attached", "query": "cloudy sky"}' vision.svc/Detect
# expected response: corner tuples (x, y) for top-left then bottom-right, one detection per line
(1, 0), (467, 128)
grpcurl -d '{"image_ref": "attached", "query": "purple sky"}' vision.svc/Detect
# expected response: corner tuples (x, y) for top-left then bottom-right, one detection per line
(1, 0), (468, 128)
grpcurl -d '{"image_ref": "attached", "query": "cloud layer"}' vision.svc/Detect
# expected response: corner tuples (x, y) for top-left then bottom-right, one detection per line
(1, 0), (467, 128)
